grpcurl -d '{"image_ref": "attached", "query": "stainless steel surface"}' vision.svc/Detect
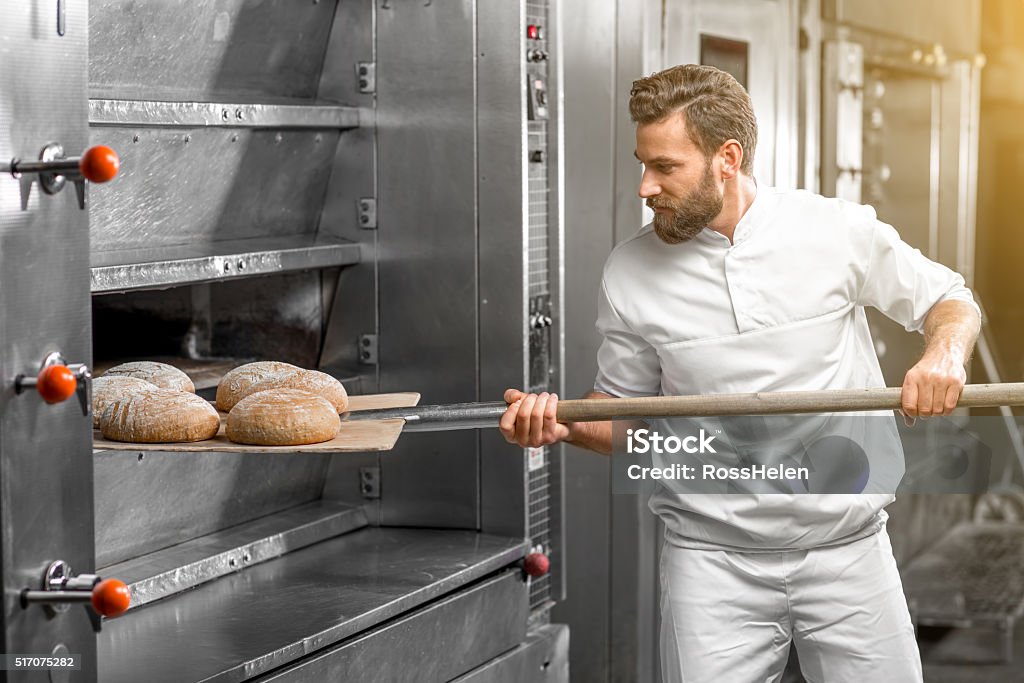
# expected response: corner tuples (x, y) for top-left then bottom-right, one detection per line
(93, 450), (330, 567)
(341, 401), (508, 431)
(453, 624), (569, 683)
(89, 0), (338, 101)
(824, 0), (981, 56)
(478, 0), (531, 543)
(71, 2), (568, 679)
(798, 0), (823, 193)
(88, 127), (339, 253)
(99, 528), (529, 683)
(659, 0), (800, 189)
(21, 591), (93, 606)
(22, 562), (101, 613)
(557, 0), (652, 672)
(257, 571), (528, 683)
(90, 234), (361, 293)
(88, 100), (360, 130)
(315, 0), (378, 390)
(375, 0), (481, 529)
(101, 500), (368, 610)
(315, 0), (380, 389)
(4, 143), (78, 176)
(1, 0), (96, 676)
(2, 141), (93, 206)
(821, 40), (864, 202)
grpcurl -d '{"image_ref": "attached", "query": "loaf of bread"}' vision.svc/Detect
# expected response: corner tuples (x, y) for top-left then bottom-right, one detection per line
(245, 369), (349, 413)
(91, 376), (158, 428)
(216, 361), (300, 411)
(226, 389), (340, 446)
(103, 361), (195, 393)
(100, 387), (220, 443)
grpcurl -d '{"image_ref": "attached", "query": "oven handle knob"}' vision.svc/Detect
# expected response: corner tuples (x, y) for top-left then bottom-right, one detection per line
(1, 144), (120, 183)
(523, 551), (550, 577)
(77, 145), (120, 183)
(15, 352), (92, 415)
(36, 364), (77, 404)
(0, 144), (120, 209)
(21, 561), (131, 619)
(91, 579), (131, 617)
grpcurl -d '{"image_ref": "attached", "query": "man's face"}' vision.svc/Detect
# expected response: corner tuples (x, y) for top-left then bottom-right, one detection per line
(635, 113), (724, 244)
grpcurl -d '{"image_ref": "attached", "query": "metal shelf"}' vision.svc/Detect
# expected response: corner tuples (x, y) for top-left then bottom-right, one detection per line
(100, 500), (368, 610)
(89, 99), (363, 130)
(90, 234), (362, 293)
(99, 528), (529, 683)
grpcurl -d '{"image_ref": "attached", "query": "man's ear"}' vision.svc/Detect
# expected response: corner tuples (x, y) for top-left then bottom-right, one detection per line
(719, 139), (743, 180)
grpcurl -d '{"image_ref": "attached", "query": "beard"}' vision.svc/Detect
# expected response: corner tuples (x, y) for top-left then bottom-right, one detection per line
(648, 162), (723, 244)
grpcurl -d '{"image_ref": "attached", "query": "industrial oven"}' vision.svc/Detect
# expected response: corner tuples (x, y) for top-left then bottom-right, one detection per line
(1, 1), (567, 681)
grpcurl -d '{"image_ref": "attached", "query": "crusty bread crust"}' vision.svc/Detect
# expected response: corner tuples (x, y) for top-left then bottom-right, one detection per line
(226, 388), (340, 446)
(91, 376), (158, 428)
(104, 361), (195, 393)
(245, 369), (349, 413)
(101, 387), (220, 443)
(216, 361), (299, 411)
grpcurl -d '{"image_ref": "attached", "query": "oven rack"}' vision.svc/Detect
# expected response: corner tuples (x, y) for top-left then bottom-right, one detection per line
(89, 100), (362, 131)
(90, 234), (361, 293)
(100, 499), (368, 610)
(99, 528), (529, 683)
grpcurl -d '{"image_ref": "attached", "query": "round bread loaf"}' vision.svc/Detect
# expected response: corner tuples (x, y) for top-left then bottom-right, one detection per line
(216, 361), (300, 412)
(100, 387), (220, 443)
(91, 376), (158, 428)
(245, 369), (349, 413)
(103, 361), (194, 393)
(226, 389), (340, 446)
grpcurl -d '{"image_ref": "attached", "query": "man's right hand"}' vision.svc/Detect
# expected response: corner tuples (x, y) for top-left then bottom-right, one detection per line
(499, 389), (571, 448)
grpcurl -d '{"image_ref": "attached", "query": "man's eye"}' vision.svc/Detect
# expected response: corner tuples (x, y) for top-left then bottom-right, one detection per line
(657, 165), (674, 173)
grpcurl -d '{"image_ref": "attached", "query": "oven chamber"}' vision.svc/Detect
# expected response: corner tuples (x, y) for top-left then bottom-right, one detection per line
(0, 1), (567, 681)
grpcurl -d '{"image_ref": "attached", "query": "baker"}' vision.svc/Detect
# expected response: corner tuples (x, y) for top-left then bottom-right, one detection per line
(499, 64), (981, 682)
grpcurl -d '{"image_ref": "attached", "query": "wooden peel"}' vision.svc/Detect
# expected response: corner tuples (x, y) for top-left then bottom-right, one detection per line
(340, 383), (1024, 432)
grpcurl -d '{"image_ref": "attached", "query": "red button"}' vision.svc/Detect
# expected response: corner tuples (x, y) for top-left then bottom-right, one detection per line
(523, 552), (550, 577)
(92, 578), (131, 618)
(78, 145), (120, 184)
(527, 24), (542, 41)
(37, 365), (77, 404)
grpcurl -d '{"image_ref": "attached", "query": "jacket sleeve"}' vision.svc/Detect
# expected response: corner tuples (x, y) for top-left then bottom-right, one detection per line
(852, 205), (980, 332)
(594, 278), (662, 397)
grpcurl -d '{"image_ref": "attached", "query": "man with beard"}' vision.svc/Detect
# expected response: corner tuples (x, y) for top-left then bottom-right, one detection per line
(499, 64), (981, 682)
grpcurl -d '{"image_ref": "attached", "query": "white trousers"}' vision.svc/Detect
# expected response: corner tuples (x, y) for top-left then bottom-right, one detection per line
(659, 528), (922, 683)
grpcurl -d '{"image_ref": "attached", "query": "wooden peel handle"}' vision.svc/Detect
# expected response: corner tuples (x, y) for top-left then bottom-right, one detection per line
(554, 382), (1024, 422)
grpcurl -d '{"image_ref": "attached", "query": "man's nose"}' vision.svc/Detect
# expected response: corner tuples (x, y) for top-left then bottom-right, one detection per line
(638, 169), (660, 199)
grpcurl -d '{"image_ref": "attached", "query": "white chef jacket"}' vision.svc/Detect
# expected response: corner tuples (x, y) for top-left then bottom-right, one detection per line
(595, 186), (979, 551)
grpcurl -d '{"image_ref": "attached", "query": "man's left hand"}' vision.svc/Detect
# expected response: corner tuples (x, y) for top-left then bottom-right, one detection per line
(900, 352), (967, 419)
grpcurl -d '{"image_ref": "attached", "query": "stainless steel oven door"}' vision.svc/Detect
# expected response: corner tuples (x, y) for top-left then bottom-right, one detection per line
(0, 2), (96, 677)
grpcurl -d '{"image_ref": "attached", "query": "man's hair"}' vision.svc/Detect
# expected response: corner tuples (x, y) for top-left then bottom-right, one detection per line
(629, 64), (757, 175)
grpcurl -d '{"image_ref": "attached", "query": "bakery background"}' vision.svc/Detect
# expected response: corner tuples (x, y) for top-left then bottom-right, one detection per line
(2, 0), (1024, 681)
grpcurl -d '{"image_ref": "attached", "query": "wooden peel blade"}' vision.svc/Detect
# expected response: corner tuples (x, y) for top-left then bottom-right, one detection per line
(340, 383), (1024, 432)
